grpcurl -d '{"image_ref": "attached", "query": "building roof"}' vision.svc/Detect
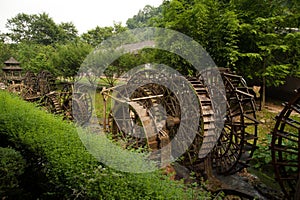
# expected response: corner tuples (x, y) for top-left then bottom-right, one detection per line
(4, 57), (20, 65)
(2, 66), (23, 71)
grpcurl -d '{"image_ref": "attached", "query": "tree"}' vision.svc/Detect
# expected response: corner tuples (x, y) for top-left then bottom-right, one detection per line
(51, 41), (92, 79)
(100, 51), (154, 86)
(30, 13), (61, 45)
(202, 1), (239, 68)
(232, 0), (300, 106)
(16, 43), (56, 73)
(5, 13), (33, 43)
(57, 22), (78, 43)
(5, 13), (78, 45)
(81, 23), (127, 47)
(151, 0), (239, 72)
(126, 5), (163, 28)
(81, 26), (114, 47)
(0, 41), (17, 66)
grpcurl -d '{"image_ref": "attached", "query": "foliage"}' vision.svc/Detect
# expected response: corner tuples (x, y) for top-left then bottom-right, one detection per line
(58, 22), (79, 43)
(81, 26), (114, 47)
(16, 43), (56, 73)
(146, 0), (240, 71)
(126, 5), (163, 28)
(102, 51), (154, 86)
(52, 40), (92, 78)
(250, 107), (277, 170)
(0, 91), (212, 199)
(0, 1), (299, 92)
(5, 13), (78, 44)
(126, 0), (299, 88)
(252, 114), (300, 174)
(0, 147), (26, 197)
(81, 23), (127, 47)
(0, 41), (17, 66)
(252, 134), (272, 169)
(235, 15), (299, 87)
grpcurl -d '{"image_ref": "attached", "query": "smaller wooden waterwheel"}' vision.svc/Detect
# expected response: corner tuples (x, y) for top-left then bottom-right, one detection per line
(41, 83), (93, 125)
(72, 84), (93, 125)
(58, 83), (73, 120)
(21, 71), (39, 100)
(56, 83), (93, 125)
(36, 70), (56, 95)
(271, 88), (300, 199)
(7, 84), (24, 94)
(42, 92), (62, 114)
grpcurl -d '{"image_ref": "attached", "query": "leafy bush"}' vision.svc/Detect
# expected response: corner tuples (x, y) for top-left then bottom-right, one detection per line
(0, 91), (211, 199)
(251, 135), (272, 169)
(0, 147), (26, 197)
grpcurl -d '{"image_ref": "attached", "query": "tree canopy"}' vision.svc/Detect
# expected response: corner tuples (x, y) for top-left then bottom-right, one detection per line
(0, 13), (127, 79)
(123, 0), (300, 105)
(5, 13), (78, 45)
(0, 1), (299, 93)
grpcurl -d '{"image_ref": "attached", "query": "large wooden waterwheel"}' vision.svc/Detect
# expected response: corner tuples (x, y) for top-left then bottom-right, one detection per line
(105, 68), (219, 169)
(271, 88), (300, 199)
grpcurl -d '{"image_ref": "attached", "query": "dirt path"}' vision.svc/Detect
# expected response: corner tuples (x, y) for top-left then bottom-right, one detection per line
(264, 102), (284, 113)
(264, 101), (299, 117)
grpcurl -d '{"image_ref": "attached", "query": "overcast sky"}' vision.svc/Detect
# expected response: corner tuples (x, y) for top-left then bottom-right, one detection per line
(0, 0), (163, 34)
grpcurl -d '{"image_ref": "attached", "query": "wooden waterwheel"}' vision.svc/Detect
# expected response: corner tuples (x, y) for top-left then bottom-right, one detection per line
(108, 70), (188, 165)
(206, 69), (259, 175)
(40, 82), (93, 125)
(21, 71), (39, 100)
(106, 68), (219, 169)
(36, 70), (56, 95)
(72, 84), (93, 125)
(271, 88), (300, 199)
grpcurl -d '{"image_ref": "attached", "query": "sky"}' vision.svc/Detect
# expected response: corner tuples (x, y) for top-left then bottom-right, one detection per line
(0, 0), (163, 34)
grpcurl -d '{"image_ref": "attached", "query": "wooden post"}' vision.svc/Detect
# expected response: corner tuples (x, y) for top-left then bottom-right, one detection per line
(262, 76), (266, 109)
(102, 87), (107, 132)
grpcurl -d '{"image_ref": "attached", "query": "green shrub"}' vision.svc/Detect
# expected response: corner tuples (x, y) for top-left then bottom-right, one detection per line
(0, 147), (26, 197)
(0, 91), (211, 199)
(251, 135), (272, 169)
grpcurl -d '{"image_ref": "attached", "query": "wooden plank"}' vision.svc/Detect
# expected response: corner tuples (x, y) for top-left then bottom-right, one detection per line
(131, 94), (163, 101)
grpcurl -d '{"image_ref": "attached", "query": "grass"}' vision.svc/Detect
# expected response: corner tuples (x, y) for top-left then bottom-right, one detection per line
(94, 92), (112, 125)
(255, 108), (277, 142)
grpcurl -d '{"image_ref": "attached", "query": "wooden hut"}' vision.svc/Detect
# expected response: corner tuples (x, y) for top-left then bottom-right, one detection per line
(2, 57), (23, 85)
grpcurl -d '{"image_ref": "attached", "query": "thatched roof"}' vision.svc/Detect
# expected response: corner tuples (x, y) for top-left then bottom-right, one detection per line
(2, 66), (22, 71)
(4, 57), (20, 65)
(2, 57), (22, 71)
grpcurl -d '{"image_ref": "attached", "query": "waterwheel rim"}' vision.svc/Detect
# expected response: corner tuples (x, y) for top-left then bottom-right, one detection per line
(209, 69), (258, 175)
(271, 88), (300, 199)
(212, 74), (245, 174)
